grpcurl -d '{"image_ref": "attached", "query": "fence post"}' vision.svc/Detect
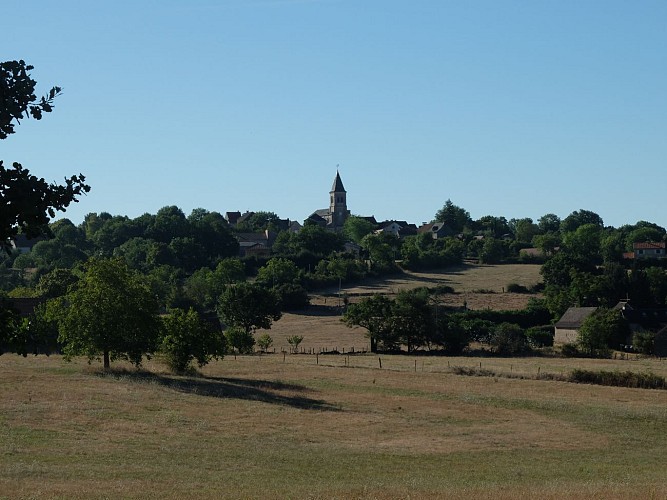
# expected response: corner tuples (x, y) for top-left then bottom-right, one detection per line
(378, 357), (382, 369)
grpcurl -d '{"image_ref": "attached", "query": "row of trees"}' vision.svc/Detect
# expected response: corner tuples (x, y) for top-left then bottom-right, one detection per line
(1, 258), (283, 372)
(342, 289), (552, 355)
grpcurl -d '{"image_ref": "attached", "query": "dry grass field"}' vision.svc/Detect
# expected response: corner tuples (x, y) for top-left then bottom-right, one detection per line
(2, 353), (667, 499)
(6, 263), (664, 499)
(269, 263), (542, 353)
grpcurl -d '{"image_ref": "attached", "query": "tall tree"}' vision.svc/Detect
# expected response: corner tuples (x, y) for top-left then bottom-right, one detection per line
(342, 294), (396, 352)
(433, 200), (471, 233)
(537, 213), (561, 234)
(217, 282), (282, 335)
(560, 209), (603, 233)
(47, 258), (161, 369)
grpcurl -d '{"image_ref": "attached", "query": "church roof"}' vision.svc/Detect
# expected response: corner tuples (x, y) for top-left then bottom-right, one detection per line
(331, 171), (346, 193)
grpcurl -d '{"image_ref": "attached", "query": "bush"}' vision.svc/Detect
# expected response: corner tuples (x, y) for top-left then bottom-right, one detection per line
(560, 343), (580, 357)
(506, 283), (529, 294)
(633, 330), (655, 355)
(489, 323), (530, 355)
(570, 369), (667, 389)
(525, 326), (554, 348)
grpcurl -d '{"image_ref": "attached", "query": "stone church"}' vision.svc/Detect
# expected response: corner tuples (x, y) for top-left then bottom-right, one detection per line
(306, 171), (351, 230)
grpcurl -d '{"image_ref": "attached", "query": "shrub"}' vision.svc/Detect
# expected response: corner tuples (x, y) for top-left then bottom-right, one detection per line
(633, 330), (656, 355)
(560, 343), (579, 357)
(430, 284), (455, 295)
(489, 322), (530, 355)
(525, 326), (554, 348)
(569, 369), (667, 389)
(506, 283), (529, 294)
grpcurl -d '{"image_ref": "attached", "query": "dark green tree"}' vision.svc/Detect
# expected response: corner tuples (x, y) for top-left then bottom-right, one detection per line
(433, 200), (471, 233)
(46, 257), (161, 369)
(489, 323), (530, 355)
(1, 60), (89, 244)
(577, 308), (629, 356)
(537, 213), (561, 234)
(235, 211), (281, 232)
(391, 288), (434, 352)
(560, 209), (603, 233)
(342, 294), (396, 352)
(35, 268), (78, 298)
(160, 307), (225, 373)
(217, 282), (282, 335)
(342, 216), (376, 243)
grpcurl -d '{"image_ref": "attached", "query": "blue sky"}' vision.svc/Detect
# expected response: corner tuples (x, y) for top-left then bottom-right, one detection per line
(3, 1), (666, 228)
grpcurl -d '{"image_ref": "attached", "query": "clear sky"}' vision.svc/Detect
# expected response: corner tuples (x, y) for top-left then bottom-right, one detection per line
(3, 1), (666, 228)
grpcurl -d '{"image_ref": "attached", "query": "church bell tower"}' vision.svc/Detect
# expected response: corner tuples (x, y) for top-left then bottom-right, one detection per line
(329, 170), (349, 228)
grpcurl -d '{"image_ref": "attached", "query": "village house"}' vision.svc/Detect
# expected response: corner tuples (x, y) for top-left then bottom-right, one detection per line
(417, 222), (454, 239)
(553, 307), (597, 344)
(623, 241), (666, 260)
(375, 220), (418, 238)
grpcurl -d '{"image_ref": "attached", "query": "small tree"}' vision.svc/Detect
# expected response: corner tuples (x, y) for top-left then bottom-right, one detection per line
(224, 326), (255, 354)
(257, 333), (273, 353)
(286, 335), (304, 353)
(578, 308), (629, 357)
(160, 308), (225, 373)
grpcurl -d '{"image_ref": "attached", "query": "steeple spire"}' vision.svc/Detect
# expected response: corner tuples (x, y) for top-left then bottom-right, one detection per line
(331, 170), (346, 193)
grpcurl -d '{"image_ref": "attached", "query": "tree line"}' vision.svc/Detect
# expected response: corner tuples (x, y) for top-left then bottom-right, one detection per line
(3, 59), (667, 365)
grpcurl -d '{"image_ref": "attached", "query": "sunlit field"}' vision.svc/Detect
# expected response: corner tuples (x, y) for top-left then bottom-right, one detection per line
(2, 353), (667, 499)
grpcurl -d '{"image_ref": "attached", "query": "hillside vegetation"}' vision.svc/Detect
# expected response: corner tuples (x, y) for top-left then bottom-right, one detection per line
(270, 263), (543, 353)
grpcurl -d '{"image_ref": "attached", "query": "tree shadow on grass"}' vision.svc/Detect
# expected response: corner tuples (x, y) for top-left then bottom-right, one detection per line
(97, 370), (340, 412)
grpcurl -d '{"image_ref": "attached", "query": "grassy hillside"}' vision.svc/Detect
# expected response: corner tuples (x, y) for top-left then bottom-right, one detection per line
(269, 263), (543, 353)
(2, 354), (667, 499)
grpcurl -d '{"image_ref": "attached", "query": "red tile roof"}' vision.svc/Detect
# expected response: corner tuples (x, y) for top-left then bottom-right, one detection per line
(633, 242), (665, 250)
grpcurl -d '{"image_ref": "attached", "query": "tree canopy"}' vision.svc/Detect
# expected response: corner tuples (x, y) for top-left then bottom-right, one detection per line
(1, 60), (89, 244)
(433, 200), (471, 233)
(47, 258), (161, 369)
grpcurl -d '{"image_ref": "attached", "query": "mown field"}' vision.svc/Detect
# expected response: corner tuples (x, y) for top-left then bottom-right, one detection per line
(2, 353), (667, 499)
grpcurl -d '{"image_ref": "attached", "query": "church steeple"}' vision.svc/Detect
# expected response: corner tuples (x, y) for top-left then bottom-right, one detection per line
(329, 169), (349, 228)
(331, 170), (346, 193)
